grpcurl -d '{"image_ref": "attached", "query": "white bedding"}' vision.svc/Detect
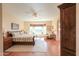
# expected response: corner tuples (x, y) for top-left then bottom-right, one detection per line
(12, 34), (34, 42)
(8, 30), (34, 42)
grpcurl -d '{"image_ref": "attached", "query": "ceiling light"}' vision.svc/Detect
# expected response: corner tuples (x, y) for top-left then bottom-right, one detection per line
(33, 12), (37, 17)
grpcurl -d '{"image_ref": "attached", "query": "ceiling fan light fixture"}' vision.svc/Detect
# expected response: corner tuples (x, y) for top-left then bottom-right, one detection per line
(33, 12), (37, 17)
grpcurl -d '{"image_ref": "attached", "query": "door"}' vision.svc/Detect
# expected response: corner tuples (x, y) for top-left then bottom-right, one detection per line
(58, 3), (76, 56)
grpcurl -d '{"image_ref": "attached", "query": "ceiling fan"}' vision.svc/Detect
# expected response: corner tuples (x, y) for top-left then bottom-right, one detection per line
(25, 7), (38, 17)
(32, 12), (37, 17)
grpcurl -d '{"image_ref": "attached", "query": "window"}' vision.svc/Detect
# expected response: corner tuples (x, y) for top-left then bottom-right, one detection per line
(29, 26), (46, 36)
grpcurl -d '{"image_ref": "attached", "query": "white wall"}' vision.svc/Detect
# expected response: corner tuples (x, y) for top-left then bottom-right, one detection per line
(0, 3), (3, 56)
(76, 3), (79, 56)
(55, 16), (60, 56)
(2, 7), (24, 32)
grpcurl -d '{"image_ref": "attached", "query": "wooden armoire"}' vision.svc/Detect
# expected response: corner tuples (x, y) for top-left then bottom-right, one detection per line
(58, 3), (76, 56)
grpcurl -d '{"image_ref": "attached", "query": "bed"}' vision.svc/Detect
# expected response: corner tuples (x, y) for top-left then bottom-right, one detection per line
(9, 31), (35, 45)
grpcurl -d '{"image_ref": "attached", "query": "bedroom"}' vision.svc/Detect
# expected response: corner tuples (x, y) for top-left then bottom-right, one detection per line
(2, 3), (60, 56)
(1, 3), (77, 56)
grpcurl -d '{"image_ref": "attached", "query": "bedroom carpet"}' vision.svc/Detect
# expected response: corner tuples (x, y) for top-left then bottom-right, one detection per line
(5, 37), (48, 52)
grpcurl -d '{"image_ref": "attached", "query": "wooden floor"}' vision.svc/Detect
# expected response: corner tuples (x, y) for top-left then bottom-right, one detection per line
(0, 53), (2, 56)
(4, 37), (60, 56)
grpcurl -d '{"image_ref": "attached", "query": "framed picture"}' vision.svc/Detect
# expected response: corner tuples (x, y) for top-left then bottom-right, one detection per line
(11, 23), (19, 30)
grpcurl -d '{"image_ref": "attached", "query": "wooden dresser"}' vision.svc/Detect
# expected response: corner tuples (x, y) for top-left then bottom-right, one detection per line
(3, 37), (13, 51)
(58, 3), (76, 56)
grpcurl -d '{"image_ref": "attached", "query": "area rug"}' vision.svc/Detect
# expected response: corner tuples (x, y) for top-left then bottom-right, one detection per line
(5, 38), (48, 52)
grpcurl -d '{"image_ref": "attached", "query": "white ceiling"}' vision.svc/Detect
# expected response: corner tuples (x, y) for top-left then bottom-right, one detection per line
(2, 3), (60, 21)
